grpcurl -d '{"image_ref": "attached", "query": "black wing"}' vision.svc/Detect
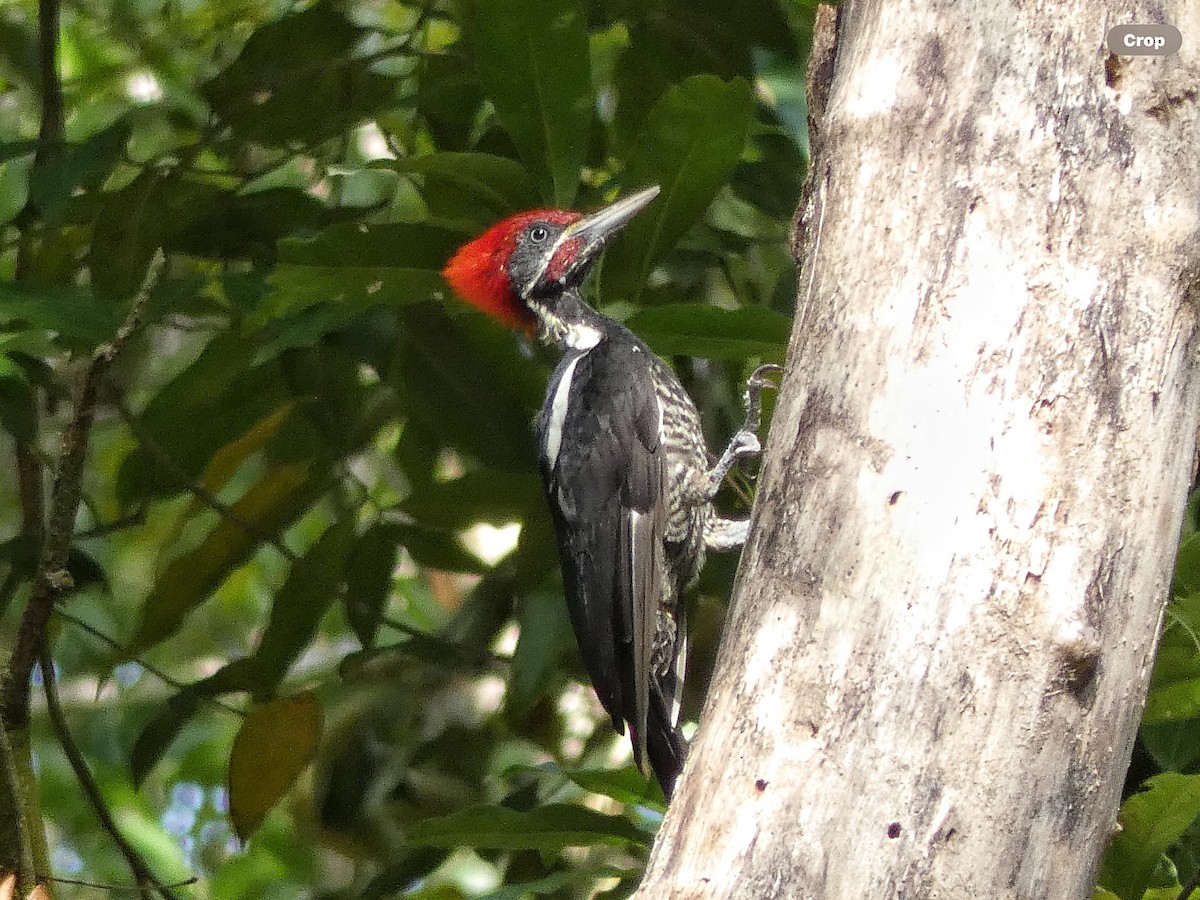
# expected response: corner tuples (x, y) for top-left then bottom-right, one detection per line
(537, 340), (673, 784)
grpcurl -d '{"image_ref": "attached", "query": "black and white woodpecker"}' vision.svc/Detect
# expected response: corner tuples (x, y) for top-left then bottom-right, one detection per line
(442, 185), (778, 797)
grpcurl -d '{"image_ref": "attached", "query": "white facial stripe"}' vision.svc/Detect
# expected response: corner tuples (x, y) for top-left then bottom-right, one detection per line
(545, 355), (582, 469)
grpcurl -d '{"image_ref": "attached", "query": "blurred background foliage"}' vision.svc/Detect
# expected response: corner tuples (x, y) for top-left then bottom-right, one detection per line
(0, 0), (811, 896)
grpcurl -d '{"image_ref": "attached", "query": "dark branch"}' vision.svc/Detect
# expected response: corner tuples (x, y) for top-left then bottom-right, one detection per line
(53, 610), (244, 718)
(2, 250), (165, 729)
(113, 396), (300, 563)
(1178, 869), (1200, 900)
(40, 650), (184, 900)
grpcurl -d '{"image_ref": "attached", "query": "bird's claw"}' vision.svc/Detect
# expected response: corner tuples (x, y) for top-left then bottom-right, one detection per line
(740, 364), (783, 435)
(730, 430), (762, 459)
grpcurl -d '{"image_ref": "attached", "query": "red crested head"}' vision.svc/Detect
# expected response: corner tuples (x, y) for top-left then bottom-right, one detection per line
(442, 187), (662, 333)
(442, 209), (580, 331)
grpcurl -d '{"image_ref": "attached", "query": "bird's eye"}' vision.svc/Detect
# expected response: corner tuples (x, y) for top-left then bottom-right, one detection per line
(529, 226), (549, 242)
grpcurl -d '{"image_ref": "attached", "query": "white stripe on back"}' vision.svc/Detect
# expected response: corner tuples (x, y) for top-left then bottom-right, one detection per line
(544, 354), (583, 469)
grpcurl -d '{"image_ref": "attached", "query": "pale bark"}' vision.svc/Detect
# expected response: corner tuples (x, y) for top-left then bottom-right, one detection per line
(637, 1), (1200, 897)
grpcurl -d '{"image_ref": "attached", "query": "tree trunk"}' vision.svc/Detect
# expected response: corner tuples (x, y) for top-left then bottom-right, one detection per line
(637, 1), (1200, 897)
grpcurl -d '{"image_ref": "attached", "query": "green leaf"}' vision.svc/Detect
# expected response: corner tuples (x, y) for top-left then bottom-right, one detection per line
(385, 153), (541, 226)
(391, 304), (540, 471)
(0, 356), (36, 443)
(473, 0), (591, 205)
(88, 171), (227, 298)
(626, 303), (790, 361)
(258, 265), (445, 336)
(125, 463), (326, 655)
(1097, 773), (1200, 900)
(250, 221), (465, 334)
(118, 336), (296, 504)
(416, 51), (485, 150)
(26, 120), (131, 224)
(510, 588), (575, 713)
(601, 75), (755, 303)
(1174, 532), (1200, 596)
(202, 1), (394, 146)
(0, 281), (122, 348)
(408, 803), (648, 852)
(1143, 595), (1200, 726)
(344, 523), (402, 648)
(477, 871), (577, 900)
(173, 187), (335, 263)
(253, 517), (355, 690)
(401, 471), (543, 531)
(228, 692), (323, 840)
(565, 767), (661, 807)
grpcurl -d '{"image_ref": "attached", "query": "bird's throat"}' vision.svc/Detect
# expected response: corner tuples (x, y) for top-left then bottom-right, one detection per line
(528, 295), (606, 351)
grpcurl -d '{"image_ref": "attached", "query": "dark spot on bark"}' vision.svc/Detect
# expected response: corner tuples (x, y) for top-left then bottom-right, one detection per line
(1104, 53), (1128, 91)
(955, 112), (977, 160)
(888, 490), (903, 505)
(809, 721), (819, 736)
(888, 821), (901, 839)
(755, 778), (768, 792)
(1148, 89), (1199, 120)
(915, 36), (946, 94)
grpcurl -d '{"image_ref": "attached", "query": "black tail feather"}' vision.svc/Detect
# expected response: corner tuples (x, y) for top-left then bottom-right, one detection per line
(645, 686), (688, 799)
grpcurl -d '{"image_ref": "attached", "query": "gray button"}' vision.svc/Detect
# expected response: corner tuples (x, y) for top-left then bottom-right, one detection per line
(1106, 24), (1182, 56)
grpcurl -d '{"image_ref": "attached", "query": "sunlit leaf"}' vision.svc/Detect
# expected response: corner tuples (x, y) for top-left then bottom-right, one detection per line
(228, 692), (323, 840)
(626, 303), (790, 361)
(1098, 773), (1200, 900)
(565, 767), (661, 807)
(408, 803), (648, 852)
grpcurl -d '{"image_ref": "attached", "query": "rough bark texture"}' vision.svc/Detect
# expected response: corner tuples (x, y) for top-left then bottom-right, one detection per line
(637, 1), (1200, 898)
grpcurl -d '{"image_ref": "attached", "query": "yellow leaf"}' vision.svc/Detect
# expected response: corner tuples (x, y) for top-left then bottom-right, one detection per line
(228, 691), (322, 841)
(198, 402), (298, 497)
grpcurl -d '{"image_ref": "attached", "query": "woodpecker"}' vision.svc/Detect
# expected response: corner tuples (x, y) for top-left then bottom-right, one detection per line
(442, 186), (778, 797)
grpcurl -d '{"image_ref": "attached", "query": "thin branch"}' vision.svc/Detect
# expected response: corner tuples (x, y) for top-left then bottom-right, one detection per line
(112, 396), (299, 563)
(52, 876), (198, 894)
(74, 504), (149, 540)
(39, 650), (184, 900)
(33, 0), (63, 159)
(1179, 868), (1200, 900)
(2, 250), (166, 730)
(0, 727), (35, 887)
(52, 611), (243, 718)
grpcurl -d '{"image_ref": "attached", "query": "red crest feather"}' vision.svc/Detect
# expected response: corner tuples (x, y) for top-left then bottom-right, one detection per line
(442, 209), (579, 330)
